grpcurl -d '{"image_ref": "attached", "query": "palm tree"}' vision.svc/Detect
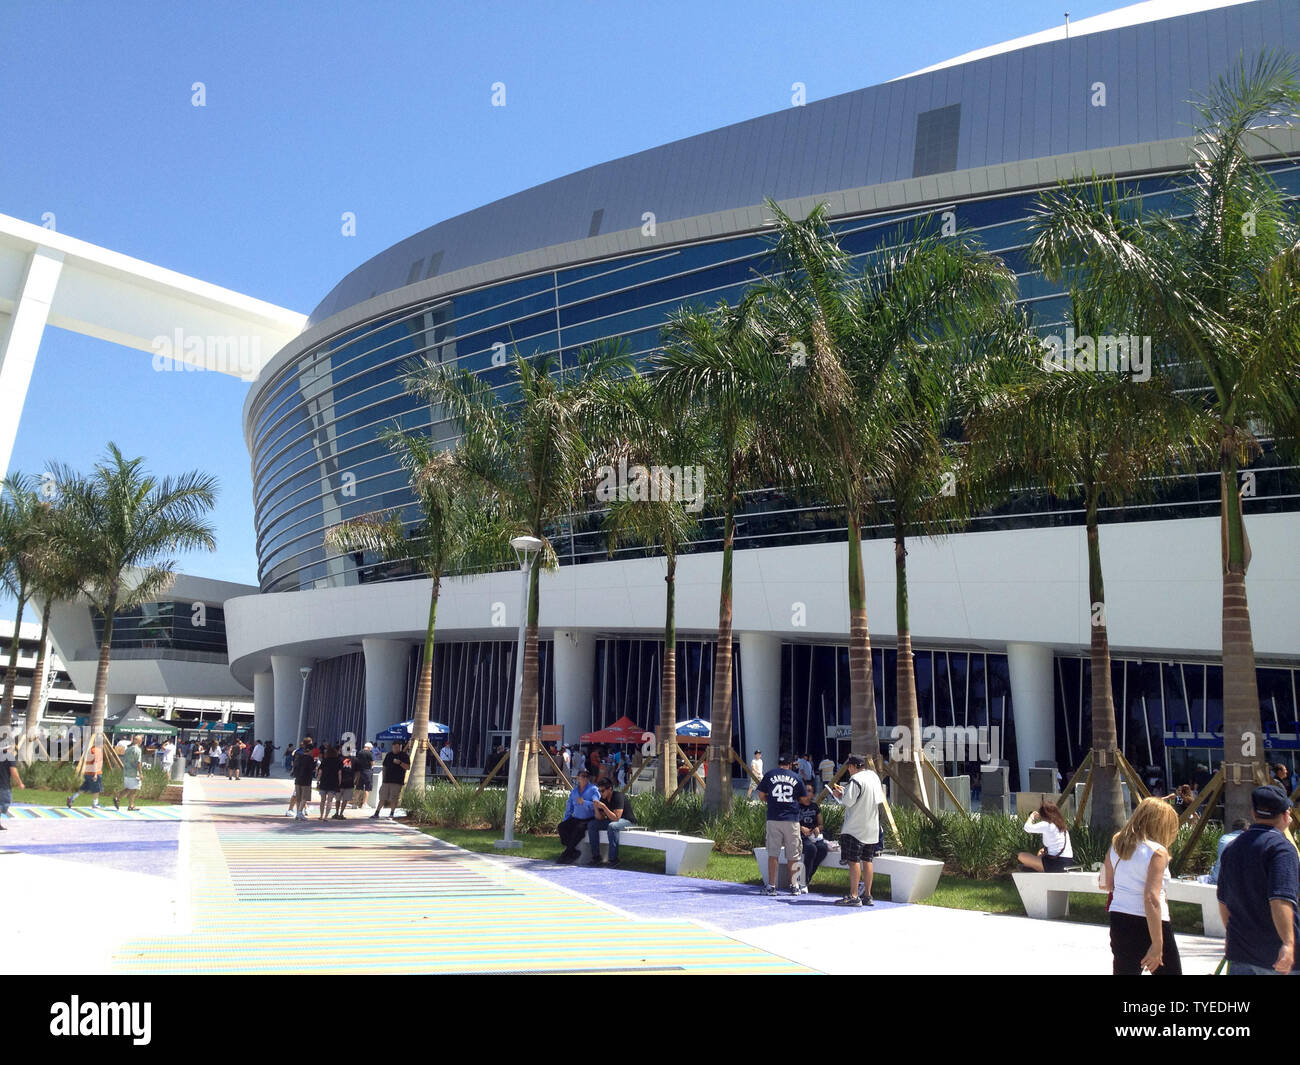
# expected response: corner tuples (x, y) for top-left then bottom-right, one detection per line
(327, 430), (507, 787)
(758, 202), (1014, 774)
(1026, 54), (1300, 821)
(655, 298), (782, 811)
(409, 343), (631, 801)
(50, 445), (218, 745)
(20, 499), (89, 757)
(596, 371), (706, 796)
(0, 473), (48, 729)
(965, 293), (1207, 836)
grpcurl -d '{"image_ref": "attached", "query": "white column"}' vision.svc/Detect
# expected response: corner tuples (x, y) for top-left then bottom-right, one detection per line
(253, 671), (273, 744)
(738, 632), (781, 772)
(272, 655), (314, 746)
(362, 638), (409, 745)
(552, 630), (595, 748)
(0, 247), (64, 481)
(1007, 641), (1056, 791)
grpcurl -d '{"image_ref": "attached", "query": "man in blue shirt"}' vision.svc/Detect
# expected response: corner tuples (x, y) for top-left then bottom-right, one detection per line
(1217, 785), (1299, 975)
(556, 769), (600, 864)
(756, 754), (806, 896)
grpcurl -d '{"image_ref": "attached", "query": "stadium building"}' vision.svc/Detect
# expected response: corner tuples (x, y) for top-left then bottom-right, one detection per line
(37, 0), (1300, 788)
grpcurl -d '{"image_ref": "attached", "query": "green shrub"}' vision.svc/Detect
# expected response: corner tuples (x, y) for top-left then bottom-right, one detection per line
(19, 759), (168, 799)
(1171, 821), (1222, 875)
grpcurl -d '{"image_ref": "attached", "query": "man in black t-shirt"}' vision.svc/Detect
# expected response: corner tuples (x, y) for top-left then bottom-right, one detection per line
(588, 777), (634, 866)
(797, 793), (829, 885)
(353, 743), (375, 810)
(289, 739), (317, 822)
(372, 740), (411, 820)
(756, 754), (806, 896)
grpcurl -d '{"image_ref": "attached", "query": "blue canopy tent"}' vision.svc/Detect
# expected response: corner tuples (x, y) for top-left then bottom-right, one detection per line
(375, 720), (451, 742)
(675, 717), (711, 738)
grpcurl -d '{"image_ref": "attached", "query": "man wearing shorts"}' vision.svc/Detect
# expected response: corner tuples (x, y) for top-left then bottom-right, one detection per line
(756, 753), (806, 896)
(831, 754), (885, 907)
(353, 742), (375, 809)
(0, 738), (23, 827)
(289, 739), (317, 821)
(67, 738), (105, 809)
(373, 739), (410, 819)
(113, 734), (144, 811)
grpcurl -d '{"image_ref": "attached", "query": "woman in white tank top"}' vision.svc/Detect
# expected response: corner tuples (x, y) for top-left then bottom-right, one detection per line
(1100, 797), (1182, 975)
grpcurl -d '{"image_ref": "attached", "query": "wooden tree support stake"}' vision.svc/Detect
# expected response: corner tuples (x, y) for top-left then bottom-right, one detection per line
(474, 750), (511, 795)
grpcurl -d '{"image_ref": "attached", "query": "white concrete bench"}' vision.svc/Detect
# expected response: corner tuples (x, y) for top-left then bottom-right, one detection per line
(1166, 877), (1225, 937)
(1011, 870), (1224, 937)
(576, 828), (713, 875)
(754, 846), (944, 902)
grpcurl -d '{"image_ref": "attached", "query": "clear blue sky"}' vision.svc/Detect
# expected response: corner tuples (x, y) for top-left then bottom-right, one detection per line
(0, 0), (1124, 596)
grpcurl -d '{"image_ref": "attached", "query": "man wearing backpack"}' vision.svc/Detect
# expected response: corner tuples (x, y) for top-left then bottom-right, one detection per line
(588, 776), (634, 866)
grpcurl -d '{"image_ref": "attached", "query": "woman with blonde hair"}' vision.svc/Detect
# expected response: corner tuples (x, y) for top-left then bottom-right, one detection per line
(1100, 797), (1182, 974)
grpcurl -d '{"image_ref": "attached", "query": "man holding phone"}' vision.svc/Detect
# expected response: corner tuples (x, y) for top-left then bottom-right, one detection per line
(832, 754), (885, 907)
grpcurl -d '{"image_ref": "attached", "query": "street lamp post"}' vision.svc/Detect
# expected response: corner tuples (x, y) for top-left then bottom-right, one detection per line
(294, 665), (313, 744)
(496, 534), (544, 850)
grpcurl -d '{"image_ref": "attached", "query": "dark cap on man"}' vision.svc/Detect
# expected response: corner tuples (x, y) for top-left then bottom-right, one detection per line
(1252, 784), (1292, 817)
(845, 754), (866, 768)
(778, 753), (793, 766)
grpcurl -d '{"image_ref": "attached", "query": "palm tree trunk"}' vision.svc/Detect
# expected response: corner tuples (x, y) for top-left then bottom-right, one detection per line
(656, 553), (679, 797)
(847, 514), (879, 767)
(518, 560), (542, 801)
(0, 590), (28, 728)
(892, 531), (925, 807)
(408, 577), (440, 788)
(20, 598), (53, 762)
(704, 492), (735, 813)
(89, 598), (116, 746)
(1221, 465), (1262, 825)
(1086, 504), (1125, 836)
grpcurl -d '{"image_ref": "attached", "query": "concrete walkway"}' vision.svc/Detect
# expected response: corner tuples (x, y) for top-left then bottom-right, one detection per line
(110, 777), (806, 974)
(3, 776), (1225, 975)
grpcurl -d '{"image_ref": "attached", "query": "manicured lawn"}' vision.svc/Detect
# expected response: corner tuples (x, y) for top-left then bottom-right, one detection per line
(418, 826), (1207, 935)
(11, 788), (172, 808)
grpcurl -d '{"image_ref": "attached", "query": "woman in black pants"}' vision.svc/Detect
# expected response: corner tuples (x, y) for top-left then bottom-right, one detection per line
(1100, 797), (1182, 975)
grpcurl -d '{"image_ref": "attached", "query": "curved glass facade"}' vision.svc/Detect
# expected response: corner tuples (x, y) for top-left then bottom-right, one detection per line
(249, 165), (1300, 594)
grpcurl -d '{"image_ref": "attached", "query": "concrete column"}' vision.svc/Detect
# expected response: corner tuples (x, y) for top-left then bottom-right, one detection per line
(362, 638), (409, 745)
(272, 655), (314, 746)
(106, 693), (134, 715)
(552, 630), (596, 748)
(0, 247), (63, 481)
(1007, 641), (1056, 791)
(253, 671), (273, 745)
(738, 632), (781, 773)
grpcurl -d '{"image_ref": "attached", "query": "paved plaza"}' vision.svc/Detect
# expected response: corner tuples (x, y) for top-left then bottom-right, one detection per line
(2, 776), (1224, 975)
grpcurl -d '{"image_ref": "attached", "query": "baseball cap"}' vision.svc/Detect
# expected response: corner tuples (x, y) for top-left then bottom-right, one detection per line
(1253, 785), (1292, 817)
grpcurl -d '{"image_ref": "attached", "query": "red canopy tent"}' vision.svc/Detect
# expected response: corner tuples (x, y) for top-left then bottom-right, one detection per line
(580, 716), (647, 744)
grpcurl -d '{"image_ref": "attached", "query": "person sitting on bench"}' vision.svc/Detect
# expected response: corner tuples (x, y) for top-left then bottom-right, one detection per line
(1017, 801), (1073, 872)
(587, 777), (634, 866)
(556, 769), (599, 863)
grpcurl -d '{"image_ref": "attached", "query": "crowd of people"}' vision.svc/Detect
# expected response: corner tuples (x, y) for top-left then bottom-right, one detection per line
(283, 735), (415, 822)
(550, 749), (888, 908)
(178, 736), (277, 778)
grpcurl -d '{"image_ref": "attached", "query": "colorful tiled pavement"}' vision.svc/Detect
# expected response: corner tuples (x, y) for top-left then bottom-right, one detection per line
(111, 778), (807, 974)
(8, 804), (184, 820)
